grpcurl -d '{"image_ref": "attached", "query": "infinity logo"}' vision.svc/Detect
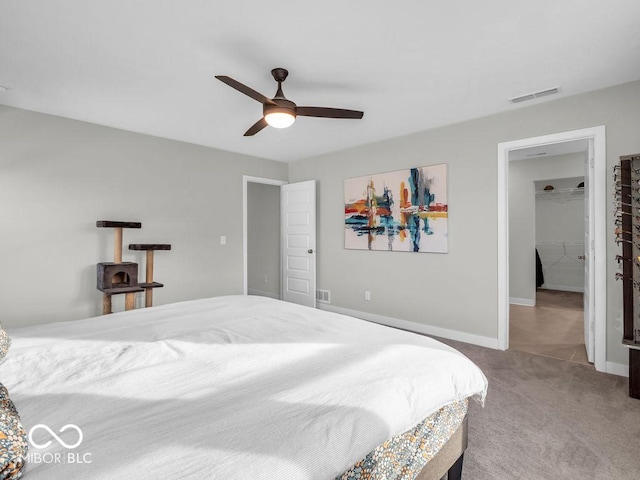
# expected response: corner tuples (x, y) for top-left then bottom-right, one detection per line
(28, 424), (84, 449)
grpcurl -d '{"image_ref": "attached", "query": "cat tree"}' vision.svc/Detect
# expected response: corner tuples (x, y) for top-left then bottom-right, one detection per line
(96, 221), (170, 314)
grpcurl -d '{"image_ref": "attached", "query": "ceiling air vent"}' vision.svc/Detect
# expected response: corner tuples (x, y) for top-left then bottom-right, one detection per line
(508, 86), (560, 104)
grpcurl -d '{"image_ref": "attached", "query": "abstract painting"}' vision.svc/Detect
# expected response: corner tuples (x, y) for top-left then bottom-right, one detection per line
(344, 164), (448, 253)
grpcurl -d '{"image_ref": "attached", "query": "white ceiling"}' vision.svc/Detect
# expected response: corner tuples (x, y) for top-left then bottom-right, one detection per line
(1, 1), (639, 162)
(509, 139), (589, 161)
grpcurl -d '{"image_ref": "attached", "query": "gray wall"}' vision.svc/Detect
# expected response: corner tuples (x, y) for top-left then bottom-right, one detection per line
(247, 182), (281, 299)
(288, 79), (640, 366)
(509, 153), (585, 302)
(0, 106), (287, 328)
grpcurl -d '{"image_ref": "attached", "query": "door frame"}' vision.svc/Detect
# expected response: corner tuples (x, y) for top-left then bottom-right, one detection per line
(242, 175), (288, 296)
(497, 126), (607, 373)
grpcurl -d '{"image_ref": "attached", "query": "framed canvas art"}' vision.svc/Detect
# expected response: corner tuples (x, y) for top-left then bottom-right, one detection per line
(344, 164), (448, 253)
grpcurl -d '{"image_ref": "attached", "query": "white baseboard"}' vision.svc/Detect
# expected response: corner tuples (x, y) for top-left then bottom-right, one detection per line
(247, 288), (280, 300)
(315, 304), (631, 377)
(317, 304), (499, 349)
(540, 285), (584, 293)
(509, 297), (535, 307)
(605, 361), (629, 377)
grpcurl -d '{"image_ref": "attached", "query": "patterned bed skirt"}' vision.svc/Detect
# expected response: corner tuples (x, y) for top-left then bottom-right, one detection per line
(0, 383), (27, 480)
(337, 399), (468, 480)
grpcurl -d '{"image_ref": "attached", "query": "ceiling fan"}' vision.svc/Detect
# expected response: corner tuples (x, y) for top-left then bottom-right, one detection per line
(215, 68), (364, 136)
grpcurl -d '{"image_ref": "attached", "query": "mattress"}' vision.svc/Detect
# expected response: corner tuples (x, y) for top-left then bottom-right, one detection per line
(0, 295), (487, 479)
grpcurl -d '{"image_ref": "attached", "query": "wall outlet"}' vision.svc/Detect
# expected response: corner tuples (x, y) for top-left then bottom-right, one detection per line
(364, 290), (371, 301)
(220, 235), (226, 245)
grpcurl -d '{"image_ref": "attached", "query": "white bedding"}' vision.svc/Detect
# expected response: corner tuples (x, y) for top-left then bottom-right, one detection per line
(1, 295), (487, 480)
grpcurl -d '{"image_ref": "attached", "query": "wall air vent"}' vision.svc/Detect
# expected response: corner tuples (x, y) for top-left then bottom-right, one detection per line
(508, 86), (560, 104)
(316, 289), (331, 304)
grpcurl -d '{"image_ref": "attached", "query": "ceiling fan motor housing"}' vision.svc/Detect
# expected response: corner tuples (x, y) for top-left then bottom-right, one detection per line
(264, 98), (297, 119)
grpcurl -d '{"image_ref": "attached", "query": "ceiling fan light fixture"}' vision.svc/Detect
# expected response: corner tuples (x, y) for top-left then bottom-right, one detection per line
(216, 69), (364, 136)
(264, 109), (296, 129)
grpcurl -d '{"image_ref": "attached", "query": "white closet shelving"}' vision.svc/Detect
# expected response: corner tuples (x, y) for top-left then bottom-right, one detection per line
(535, 187), (584, 204)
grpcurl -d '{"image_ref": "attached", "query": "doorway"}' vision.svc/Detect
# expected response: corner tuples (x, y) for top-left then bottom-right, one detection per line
(242, 176), (317, 308)
(497, 126), (607, 373)
(508, 152), (590, 365)
(246, 181), (282, 299)
(243, 176), (288, 299)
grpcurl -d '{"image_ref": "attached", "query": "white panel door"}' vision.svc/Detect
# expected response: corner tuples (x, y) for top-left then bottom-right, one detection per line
(281, 181), (316, 307)
(584, 144), (595, 363)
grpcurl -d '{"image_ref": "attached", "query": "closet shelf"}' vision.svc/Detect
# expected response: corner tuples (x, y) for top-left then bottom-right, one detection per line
(535, 187), (584, 204)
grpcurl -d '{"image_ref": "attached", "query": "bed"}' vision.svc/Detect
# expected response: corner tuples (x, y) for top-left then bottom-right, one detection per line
(0, 295), (487, 479)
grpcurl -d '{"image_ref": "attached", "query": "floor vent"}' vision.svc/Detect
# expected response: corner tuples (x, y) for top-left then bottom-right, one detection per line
(316, 289), (331, 304)
(509, 86), (560, 104)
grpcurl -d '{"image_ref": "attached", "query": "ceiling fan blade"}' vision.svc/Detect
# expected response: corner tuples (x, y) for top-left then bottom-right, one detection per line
(215, 75), (276, 105)
(296, 106), (364, 119)
(244, 118), (268, 136)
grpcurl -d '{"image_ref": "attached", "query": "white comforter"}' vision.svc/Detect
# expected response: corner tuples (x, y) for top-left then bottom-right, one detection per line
(1, 295), (487, 480)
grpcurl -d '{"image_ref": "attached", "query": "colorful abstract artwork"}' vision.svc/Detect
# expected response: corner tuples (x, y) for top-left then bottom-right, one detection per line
(344, 164), (448, 253)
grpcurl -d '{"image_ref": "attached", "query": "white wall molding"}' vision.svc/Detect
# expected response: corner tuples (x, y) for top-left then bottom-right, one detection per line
(509, 297), (535, 307)
(317, 304), (631, 377)
(606, 362), (629, 377)
(317, 304), (499, 349)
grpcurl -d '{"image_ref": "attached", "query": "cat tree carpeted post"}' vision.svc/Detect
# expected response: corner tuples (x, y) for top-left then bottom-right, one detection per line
(128, 244), (171, 308)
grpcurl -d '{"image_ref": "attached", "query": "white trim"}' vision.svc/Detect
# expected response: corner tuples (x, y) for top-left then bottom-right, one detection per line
(247, 288), (281, 300)
(605, 362), (629, 378)
(318, 303), (499, 349)
(591, 129), (607, 373)
(497, 126), (607, 373)
(509, 297), (535, 307)
(497, 134), (509, 350)
(539, 285), (584, 293)
(242, 176), (288, 295)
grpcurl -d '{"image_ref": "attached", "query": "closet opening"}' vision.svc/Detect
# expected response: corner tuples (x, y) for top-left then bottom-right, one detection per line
(498, 126), (607, 373)
(511, 169), (590, 366)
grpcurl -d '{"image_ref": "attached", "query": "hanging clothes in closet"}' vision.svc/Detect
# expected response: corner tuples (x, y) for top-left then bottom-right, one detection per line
(535, 248), (544, 288)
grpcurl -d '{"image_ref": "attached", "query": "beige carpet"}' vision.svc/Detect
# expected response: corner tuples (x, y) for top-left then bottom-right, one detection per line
(510, 290), (589, 366)
(437, 338), (640, 479)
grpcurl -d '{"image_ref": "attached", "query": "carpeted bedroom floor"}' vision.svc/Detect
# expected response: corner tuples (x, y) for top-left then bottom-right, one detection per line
(436, 338), (640, 480)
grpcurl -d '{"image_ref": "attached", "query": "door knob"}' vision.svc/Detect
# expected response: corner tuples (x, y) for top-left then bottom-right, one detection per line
(308, 249), (314, 254)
